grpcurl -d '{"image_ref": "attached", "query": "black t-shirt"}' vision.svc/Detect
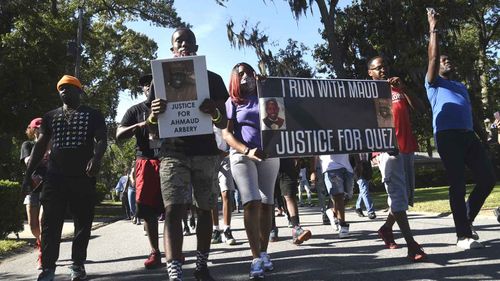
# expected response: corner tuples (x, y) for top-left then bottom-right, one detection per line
(20, 141), (34, 162)
(120, 102), (159, 159)
(20, 141), (47, 177)
(161, 70), (229, 156)
(42, 105), (106, 176)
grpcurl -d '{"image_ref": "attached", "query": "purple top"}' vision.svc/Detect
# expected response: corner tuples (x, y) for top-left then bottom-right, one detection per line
(225, 94), (261, 148)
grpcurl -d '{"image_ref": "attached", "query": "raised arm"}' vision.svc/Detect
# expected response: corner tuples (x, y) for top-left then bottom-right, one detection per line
(426, 8), (440, 84)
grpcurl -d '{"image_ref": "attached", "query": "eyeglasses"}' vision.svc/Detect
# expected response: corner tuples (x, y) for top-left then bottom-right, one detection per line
(369, 65), (386, 71)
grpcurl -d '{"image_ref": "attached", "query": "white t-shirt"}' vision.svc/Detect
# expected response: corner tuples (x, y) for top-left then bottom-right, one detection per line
(319, 154), (353, 174)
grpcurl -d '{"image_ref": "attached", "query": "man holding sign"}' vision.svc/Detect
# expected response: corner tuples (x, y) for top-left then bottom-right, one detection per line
(149, 28), (228, 281)
(367, 56), (427, 262)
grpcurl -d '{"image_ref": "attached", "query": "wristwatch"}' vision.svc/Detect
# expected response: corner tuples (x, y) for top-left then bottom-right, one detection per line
(243, 147), (250, 155)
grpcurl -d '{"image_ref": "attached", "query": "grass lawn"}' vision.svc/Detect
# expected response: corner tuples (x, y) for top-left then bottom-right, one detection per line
(345, 183), (500, 215)
(94, 199), (123, 218)
(0, 200), (122, 256)
(0, 240), (28, 256)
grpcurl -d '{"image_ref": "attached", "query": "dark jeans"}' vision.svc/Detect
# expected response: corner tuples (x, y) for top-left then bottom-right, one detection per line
(40, 174), (96, 269)
(436, 130), (496, 238)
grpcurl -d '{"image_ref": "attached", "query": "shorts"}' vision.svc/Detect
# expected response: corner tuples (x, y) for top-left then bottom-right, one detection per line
(136, 203), (162, 219)
(229, 150), (279, 205)
(377, 152), (408, 212)
(135, 158), (163, 215)
(23, 192), (41, 206)
(218, 156), (235, 193)
(160, 154), (219, 211)
(323, 168), (354, 199)
(278, 172), (298, 197)
(400, 152), (415, 206)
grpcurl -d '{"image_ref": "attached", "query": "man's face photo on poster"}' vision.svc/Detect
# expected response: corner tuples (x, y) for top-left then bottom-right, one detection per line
(162, 60), (197, 102)
(261, 98), (286, 130)
(374, 98), (393, 128)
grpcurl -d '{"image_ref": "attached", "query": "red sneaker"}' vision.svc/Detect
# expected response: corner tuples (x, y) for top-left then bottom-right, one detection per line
(377, 226), (398, 249)
(407, 241), (427, 262)
(144, 251), (161, 269)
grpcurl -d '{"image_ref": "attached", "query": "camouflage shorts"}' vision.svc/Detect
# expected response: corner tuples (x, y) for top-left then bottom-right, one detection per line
(159, 154), (219, 210)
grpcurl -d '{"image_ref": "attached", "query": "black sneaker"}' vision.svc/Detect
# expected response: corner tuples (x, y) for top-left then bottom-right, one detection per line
(470, 224), (479, 240)
(269, 227), (278, 242)
(494, 207), (500, 223)
(194, 267), (215, 281)
(222, 228), (236, 245)
(355, 208), (365, 217)
(368, 212), (377, 219)
(69, 264), (87, 281)
(211, 229), (222, 244)
(322, 212), (330, 225)
(37, 268), (55, 281)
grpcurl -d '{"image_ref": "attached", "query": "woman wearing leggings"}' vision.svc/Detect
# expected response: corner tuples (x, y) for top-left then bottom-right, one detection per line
(222, 62), (279, 279)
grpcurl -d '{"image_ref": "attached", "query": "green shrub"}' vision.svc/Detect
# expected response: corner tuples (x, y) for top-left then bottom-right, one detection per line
(95, 182), (109, 205)
(0, 180), (24, 239)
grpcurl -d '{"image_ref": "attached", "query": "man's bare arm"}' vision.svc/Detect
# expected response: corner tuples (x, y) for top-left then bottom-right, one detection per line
(426, 9), (440, 84)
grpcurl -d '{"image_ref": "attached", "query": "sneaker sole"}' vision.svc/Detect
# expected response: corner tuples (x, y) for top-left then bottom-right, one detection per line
(339, 233), (350, 239)
(294, 230), (312, 245)
(225, 239), (236, 245)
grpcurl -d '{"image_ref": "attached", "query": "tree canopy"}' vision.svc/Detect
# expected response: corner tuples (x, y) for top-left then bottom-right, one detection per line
(0, 0), (186, 180)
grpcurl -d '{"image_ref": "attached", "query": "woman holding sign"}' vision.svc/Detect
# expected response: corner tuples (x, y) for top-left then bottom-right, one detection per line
(222, 62), (280, 279)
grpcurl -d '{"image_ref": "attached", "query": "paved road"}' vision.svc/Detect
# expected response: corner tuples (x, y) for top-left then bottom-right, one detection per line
(1, 207), (499, 281)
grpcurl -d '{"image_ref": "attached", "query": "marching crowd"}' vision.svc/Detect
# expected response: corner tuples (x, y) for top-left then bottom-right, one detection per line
(20, 10), (498, 281)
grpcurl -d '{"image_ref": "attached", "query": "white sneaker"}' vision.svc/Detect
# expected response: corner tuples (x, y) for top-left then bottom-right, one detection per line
(457, 237), (483, 249)
(325, 209), (339, 232)
(249, 258), (264, 279)
(259, 252), (273, 271)
(339, 224), (350, 239)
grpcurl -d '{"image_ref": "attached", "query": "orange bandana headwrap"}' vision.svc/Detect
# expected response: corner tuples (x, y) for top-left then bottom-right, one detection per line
(57, 75), (82, 91)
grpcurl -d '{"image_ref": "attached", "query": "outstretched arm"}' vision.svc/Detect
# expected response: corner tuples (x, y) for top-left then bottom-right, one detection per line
(426, 8), (440, 84)
(388, 77), (426, 114)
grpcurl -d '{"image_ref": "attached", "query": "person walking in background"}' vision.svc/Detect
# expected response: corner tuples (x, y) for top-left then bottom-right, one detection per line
(127, 163), (141, 225)
(297, 163), (313, 207)
(211, 126), (237, 246)
(354, 153), (376, 219)
(222, 62), (280, 279)
(368, 55), (427, 261)
(276, 158), (312, 245)
(149, 27), (229, 281)
(22, 75), (107, 281)
(116, 73), (164, 269)
(426, 9), (495, 249)
(115, 169), (131, 221)
(313, 154), (354, 239)
(20, 117), (47, 270)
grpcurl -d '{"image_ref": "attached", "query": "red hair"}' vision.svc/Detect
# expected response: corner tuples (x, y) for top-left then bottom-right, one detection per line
(228, 62), (255, 105)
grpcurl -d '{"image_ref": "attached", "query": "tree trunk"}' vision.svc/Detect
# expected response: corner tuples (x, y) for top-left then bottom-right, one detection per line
(315, 0), (346, 78)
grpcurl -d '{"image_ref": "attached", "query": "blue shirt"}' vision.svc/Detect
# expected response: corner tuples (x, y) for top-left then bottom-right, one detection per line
(115, 175), (128, 192)
(425, 76), (473, 133)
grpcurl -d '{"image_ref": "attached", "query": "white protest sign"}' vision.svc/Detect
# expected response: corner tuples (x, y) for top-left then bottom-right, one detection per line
(151, 56), (212, 138)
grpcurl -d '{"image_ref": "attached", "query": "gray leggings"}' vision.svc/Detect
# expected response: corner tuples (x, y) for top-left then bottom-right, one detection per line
(229, 149), (279, 205)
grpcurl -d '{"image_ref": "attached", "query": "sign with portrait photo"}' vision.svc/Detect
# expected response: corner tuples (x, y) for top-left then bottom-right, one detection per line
(151, 56), (212, 138)
(258, 77), (398, 158)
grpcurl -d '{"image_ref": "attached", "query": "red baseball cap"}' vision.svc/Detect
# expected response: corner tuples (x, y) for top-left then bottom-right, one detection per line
(28, 118), (42, 129)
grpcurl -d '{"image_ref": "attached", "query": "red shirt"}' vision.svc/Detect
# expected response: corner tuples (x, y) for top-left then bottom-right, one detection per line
(391, 87), (418, 153)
